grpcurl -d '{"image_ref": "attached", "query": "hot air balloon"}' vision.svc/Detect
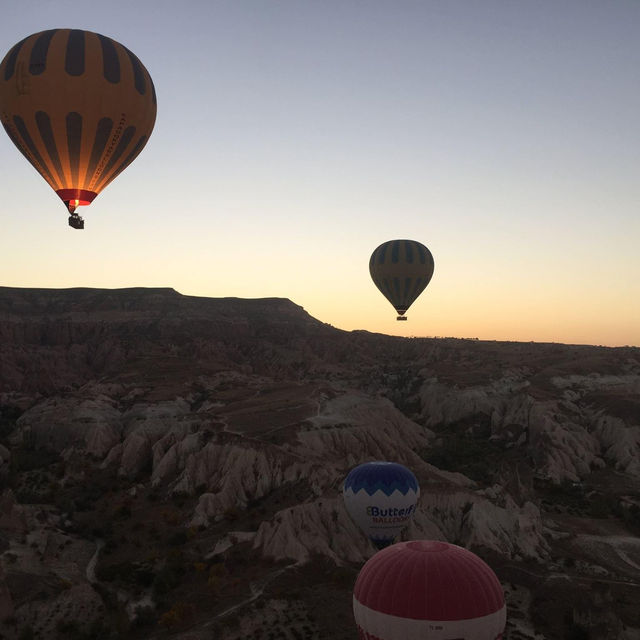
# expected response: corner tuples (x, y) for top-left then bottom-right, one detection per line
(353, 540), (506, 640)
(343, 461), (419, 549)
(369, 239), (434, 320)
(0, 29), (156, 229)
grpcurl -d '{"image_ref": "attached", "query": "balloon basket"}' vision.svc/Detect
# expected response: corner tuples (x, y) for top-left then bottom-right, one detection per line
(68, 214), (85, 230)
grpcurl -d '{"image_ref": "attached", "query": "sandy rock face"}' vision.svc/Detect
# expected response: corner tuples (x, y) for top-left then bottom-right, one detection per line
(419, 374), (530, 427)
(16, 582), (104, 637)
(252, 486), (548, 565)
(298, 392), (433, 469)
(0, 498), (102, 639)
(154, 392), (437, 528)
(416, 488), (549, 561)
(254, 496), (444, 565)
(594, 414), (640, 475)
(152, 431), (203, 484)
(551, 373), (640, 479)
(102, 398), (202, 477)
(13, 395), (121, 457)
(253, 498), (372, 564)
(419, 371), (640, 484)
(122, 399), (192, 440)
(189, 441), (317, 526)
(462, 496), (548, 560)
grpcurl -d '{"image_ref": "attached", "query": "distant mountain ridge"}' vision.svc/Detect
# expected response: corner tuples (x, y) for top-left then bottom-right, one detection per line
(0, 286), (315, 321)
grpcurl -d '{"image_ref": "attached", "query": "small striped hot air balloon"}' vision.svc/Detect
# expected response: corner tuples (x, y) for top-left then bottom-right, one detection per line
(369, 239), (435, 320)
(0, 28), (156, 229)
(353, 540), (506, 640)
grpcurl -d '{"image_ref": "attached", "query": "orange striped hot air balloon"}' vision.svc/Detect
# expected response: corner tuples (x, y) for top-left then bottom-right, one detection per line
(0, 29), (156, 229)
(369, 239), (435, 320)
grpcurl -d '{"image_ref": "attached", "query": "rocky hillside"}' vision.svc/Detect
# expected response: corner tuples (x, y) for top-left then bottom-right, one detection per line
(0, 286), (638, 639)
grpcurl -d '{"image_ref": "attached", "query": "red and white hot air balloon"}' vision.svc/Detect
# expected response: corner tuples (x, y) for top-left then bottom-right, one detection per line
(353, 540), (506, 640)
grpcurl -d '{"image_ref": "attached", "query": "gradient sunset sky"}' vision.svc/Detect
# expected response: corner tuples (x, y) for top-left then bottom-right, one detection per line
(1, 0), (638, 347)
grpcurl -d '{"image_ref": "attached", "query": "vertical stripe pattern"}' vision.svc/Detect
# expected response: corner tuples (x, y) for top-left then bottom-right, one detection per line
(84, 117), (114, 187)
(35, 111), (65, 185)
(123, 47), (147, 95)
(29, 30), (57, 75)
(2, 37), (28, 80)
(369, 239), (435, 316)
(94, 125), (136, 191)
(66, 112), (82, 185)
(0, 28), (157, 211)
(2, 120), (36, 168)
(97, 34), (120, 83)
(12, 114), (59, 187)
(65, 30), (85, 76)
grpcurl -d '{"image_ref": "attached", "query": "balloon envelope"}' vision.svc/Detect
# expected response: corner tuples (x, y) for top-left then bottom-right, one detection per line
(369, 239), (434, 318)
(0, 29), (156, 214)
(343, 461), (419, 549)
(353, 540), (506, 640)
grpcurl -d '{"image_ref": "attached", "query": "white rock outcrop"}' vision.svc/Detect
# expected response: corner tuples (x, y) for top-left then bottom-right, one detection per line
(419, 372), (640, 483)
(14, 395), (121, 457)
(106, 398), (202, 477)
(252, 484), (548, 565)
(593, 414), (640, 476)
(253, 497), (373, 564)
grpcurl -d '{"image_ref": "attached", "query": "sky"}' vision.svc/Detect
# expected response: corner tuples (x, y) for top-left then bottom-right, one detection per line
(1, 0), (639, 347)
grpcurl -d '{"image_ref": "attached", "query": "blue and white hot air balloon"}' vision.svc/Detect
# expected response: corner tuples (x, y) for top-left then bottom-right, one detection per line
(343, 461), (420, 549)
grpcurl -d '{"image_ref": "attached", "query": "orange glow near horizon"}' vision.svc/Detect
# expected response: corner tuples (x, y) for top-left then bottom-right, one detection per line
(1, 2), (639, 349)
(1, 223), (637, 348)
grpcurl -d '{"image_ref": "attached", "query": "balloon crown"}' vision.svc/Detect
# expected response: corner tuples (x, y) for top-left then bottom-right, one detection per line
(344, 462), (419, 496)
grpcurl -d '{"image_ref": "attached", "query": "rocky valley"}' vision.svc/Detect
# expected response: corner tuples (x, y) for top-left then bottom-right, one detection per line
(0, 286), (638, 639)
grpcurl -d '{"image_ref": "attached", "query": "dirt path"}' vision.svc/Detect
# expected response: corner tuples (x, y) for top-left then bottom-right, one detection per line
(86, 539), (104, 584)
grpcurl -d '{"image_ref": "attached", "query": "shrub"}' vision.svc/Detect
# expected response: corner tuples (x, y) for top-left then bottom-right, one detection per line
(566, 622), (590, 640)
(152, 563), (183, 596)
(159, 602), (195, 629)
(132, 605), (156, 627)
(224, 506), (240, 521)
(168, 530), (188, 546)
(114, 504), (132, 519)
(420, 431), (500, 484)
(18, 626), (34, 640)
